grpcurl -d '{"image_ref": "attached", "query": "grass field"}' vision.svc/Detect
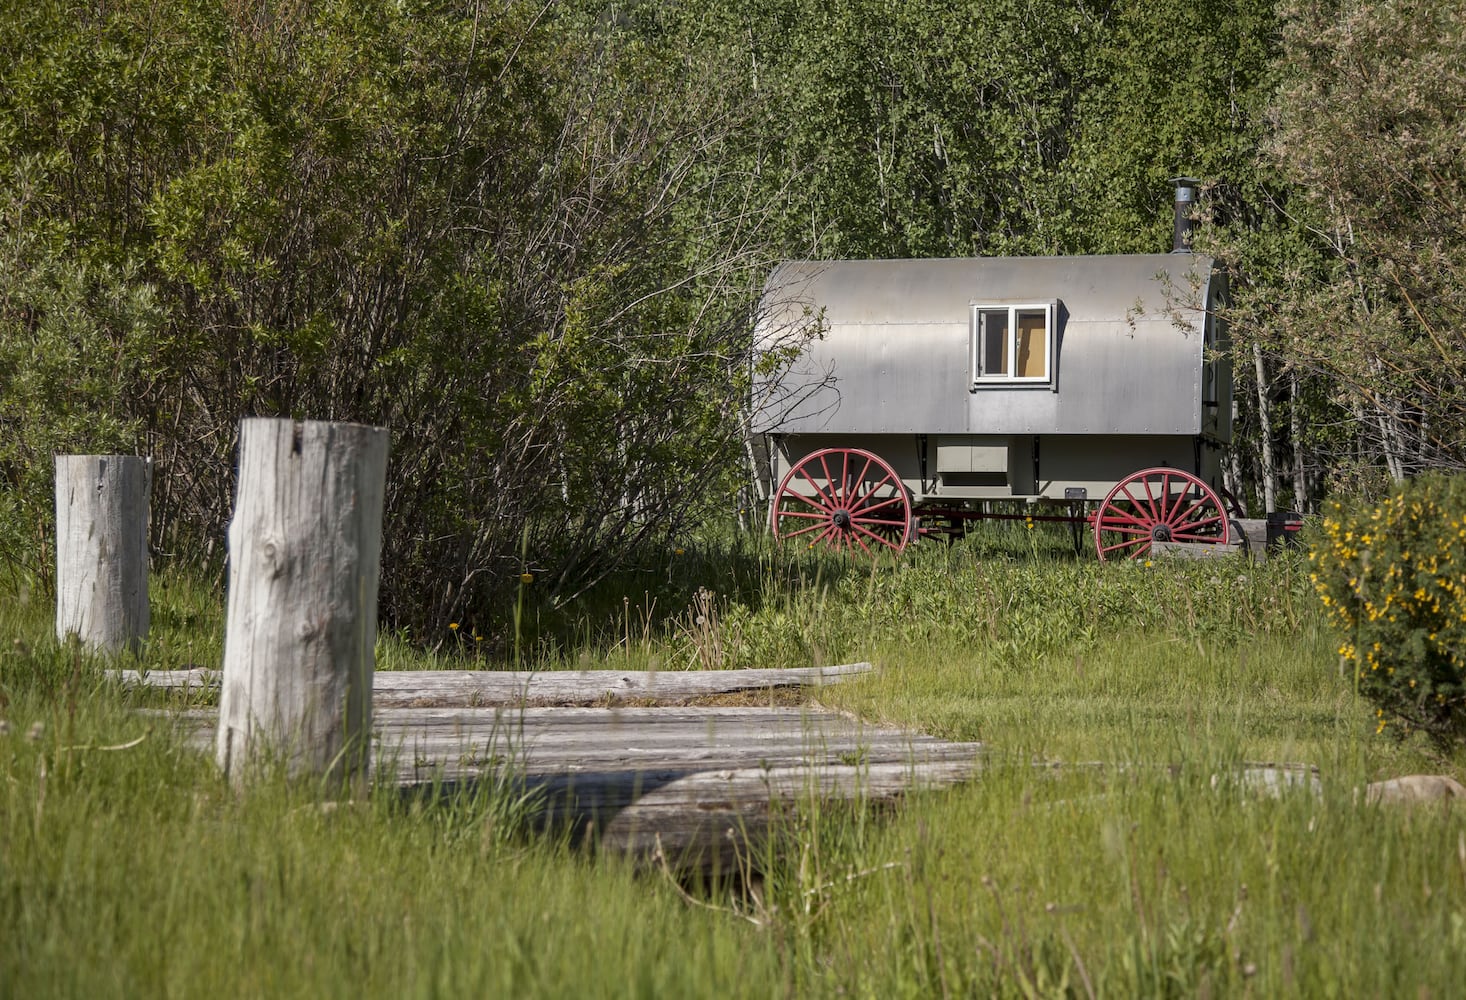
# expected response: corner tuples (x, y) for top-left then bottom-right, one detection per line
(3, 523), (1465, 996)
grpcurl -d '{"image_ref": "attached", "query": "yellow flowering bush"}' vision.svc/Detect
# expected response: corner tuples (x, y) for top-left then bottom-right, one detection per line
(1310, 474), (1466, 748)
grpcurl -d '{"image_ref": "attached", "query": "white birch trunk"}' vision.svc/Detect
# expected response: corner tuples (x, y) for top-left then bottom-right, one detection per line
(54, 455), (150, 653)
(1289, 373), (1309, 512)
(216, 419), (389, 789)
(1252, 343), (1277, 513)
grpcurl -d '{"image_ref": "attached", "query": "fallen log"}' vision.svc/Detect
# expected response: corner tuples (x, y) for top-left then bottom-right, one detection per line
(121, 662), (874, 706)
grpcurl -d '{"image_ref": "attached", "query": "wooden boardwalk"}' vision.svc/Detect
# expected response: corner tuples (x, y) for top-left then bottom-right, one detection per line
(130, 664), (985, 873)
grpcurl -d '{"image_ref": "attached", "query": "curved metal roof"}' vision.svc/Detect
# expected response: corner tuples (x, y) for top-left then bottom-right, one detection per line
(752, 254), (1222, 437)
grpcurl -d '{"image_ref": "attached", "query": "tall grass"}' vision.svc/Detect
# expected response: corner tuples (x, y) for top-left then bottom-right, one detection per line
(3, 521), (1465, 996)
(0, 624), (780, 998)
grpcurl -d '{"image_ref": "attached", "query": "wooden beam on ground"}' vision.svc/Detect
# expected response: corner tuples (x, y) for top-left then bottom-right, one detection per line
(146, 701), (983, 875)
(595, 758), (983, 872)
(122, 662), (874, 706)
(1149, 540), (1245, 561)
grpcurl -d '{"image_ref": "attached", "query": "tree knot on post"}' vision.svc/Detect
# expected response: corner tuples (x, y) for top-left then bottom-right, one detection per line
(259, 538), (287, 579)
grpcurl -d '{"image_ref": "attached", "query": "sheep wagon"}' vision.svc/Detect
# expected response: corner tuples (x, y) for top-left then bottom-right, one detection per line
(749, 251), (1233, 560)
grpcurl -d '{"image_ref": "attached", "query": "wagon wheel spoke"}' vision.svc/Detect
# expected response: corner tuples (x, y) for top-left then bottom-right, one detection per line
(796, 465), (839, 510)
(850, 492), (905, 518)
(847, 466), (899, 507)
(852, 522), (904, 553)
(781, 520), (831, 540)
(806, 524), (837, 549)
(1099, 507), (1153, 529)
(776, 508), (833, 521)
(1119, 484), (1159, 524)
(771, 448), (912, 556)
(852, 516), (910, 528)
(1159, 472), (1188, 524)
(1096, 523), (1151, 537)
(1100, 536), (1151, 556)
(1169, 496), (1226, 535)
(1171, 519), (1227, 542)
(819, 453), (841, 506)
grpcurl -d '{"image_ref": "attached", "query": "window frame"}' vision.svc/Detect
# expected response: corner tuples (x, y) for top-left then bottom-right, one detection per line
(969, 301), (1056, 387)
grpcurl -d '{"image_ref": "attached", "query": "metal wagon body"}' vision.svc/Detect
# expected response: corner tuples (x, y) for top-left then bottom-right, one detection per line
(749, 253), (1234, 559)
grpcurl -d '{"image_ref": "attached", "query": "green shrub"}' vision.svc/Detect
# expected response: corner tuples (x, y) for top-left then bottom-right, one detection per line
(1310, 474), (1466, 748)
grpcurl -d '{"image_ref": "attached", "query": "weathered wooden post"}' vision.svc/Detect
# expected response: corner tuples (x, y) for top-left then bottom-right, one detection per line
(54, 455), (151, 654)
(216, 419), (389, 790)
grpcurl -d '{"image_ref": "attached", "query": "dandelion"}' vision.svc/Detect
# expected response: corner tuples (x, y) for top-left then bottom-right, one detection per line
(673, 548), (685, 556)
(520, 572), (534, 584)
(448, 622), (460, 631)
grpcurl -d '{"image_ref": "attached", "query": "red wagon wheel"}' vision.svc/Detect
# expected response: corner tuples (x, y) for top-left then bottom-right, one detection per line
(1093, 467), (1229, 562)
(771, 447), (912, 555)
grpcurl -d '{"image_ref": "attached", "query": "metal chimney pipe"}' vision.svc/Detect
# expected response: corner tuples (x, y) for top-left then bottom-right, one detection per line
(1170, 177), (1202, 253)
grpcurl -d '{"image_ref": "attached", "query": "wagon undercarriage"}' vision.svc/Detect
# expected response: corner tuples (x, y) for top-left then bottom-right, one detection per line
(767, 440), (1231, 562)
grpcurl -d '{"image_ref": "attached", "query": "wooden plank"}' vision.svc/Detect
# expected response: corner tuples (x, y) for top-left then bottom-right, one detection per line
(596, 759), (984, 871)
(144, 699), (984, 875)
(150, 706), (979, 773)
(121, 662), (874, 705)
(1150, 540), (1245, 561)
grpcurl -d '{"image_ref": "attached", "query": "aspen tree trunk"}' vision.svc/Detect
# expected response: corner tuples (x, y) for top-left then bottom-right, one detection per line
(1289, 373), (1309, 511)
(54, 455), (151, 653)
(1252, 343), (1277, 513)
(216, 419), (389, 790)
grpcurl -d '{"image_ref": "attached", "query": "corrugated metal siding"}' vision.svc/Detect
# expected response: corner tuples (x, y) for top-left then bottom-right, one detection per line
(752, 254), (1216, 437)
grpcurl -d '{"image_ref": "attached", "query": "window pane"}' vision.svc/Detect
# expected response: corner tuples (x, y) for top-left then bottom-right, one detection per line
(979, 309), (1008, 376)
(1015, 309), (1047, 378)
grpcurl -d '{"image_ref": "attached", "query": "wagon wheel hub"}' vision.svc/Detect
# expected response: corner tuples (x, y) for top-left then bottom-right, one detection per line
(1150, 523), (1173, 543)
(831, 509), (852, 530)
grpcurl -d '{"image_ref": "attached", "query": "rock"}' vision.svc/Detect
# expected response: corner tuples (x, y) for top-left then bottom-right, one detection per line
(1364, 775), (1466, 805)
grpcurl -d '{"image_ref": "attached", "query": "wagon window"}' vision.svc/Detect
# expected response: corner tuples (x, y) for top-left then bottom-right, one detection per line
(971, 303), (1053, 385)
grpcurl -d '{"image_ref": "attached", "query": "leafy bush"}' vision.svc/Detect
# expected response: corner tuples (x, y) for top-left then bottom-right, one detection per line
(1310, 474), (1466, 748)
(0, 1), (801, 635)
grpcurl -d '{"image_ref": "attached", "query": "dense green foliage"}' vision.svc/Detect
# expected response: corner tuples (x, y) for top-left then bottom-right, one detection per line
(1261, 0), (1466, 476)
(0, 0), (795, 632)
(1311, 474), (1466, 749)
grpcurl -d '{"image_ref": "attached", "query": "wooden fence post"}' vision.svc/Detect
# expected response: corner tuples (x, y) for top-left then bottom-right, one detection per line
(216, 419), (389, 790)
(54, 455), (151, 654)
